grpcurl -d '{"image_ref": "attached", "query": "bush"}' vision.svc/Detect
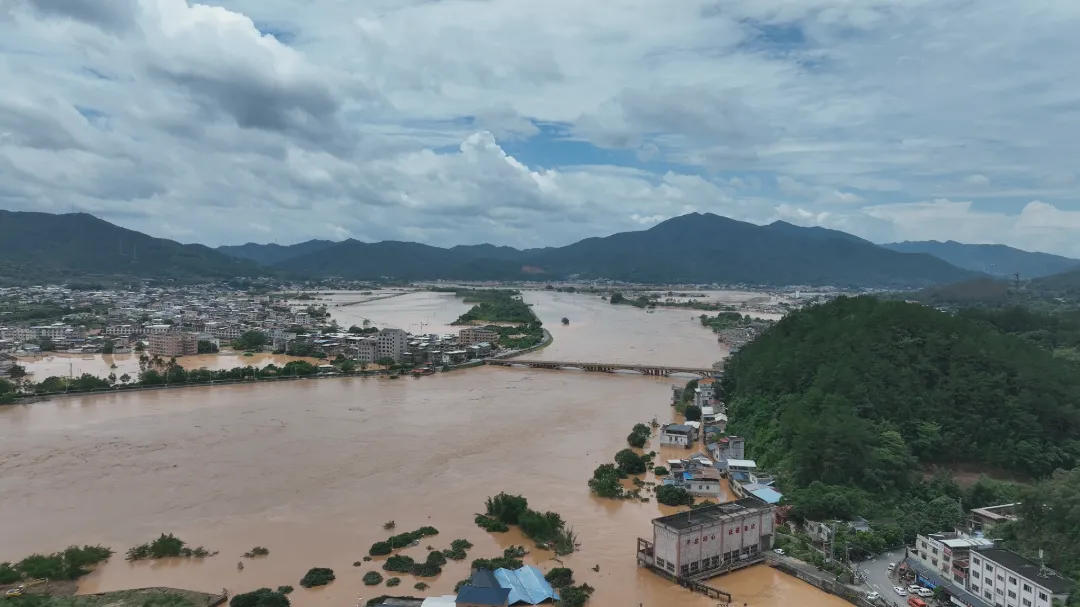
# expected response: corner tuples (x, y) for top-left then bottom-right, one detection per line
(414, 582), (429, 591)
(656, 485), (693, 506)
(4, 545), (114, 581)
(653, 466), (669, 476)
(471, 556), (523, 571)
(243, 546), (270, 558)
(544, 567), (574, 588)
(475, 515), (510, 532)
(299, 567), (335, 588)
(276, 586), (293, 595)
(558, 583), (595, 607)
(615, 449), (647, 475)
(369, 542), (392, 556)
(368, 527), (440, 556)
(503, 545), (527, 559)
(442, 539), (473, 560)
(588, 464), (625, 499)
(382, 555), (415, 573)
(230, 588), (290, 607)
(425, 551), (448, 568)
(362, 571), (383, 586)
(385, 578), (400, 587)
(485, 493), (529, 524)
(127, 534), (213, 561)
(684, 404), (701, 422)
(627, 423), (651, 448)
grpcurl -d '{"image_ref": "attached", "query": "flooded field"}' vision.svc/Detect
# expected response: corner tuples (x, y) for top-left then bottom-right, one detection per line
(0, 291), (842, 607)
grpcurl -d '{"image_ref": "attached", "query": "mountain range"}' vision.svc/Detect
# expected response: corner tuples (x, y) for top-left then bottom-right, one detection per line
(883, 240), (1080, 278)
(3, 209), (1077, 288)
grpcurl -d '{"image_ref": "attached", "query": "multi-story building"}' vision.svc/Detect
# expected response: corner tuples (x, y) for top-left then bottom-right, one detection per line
(968, 548), (1074, 607)
(638, 497), (776, 578)
(148, 332), (198, 357)
(104, 324), (137, 337)
(914, 531), (994, 586)
(970, 503), (1021, 535)
(459, 327), (498, 347)
(377, 328), (408, 362)
(709, 436), (746, 468)
(31, 323), (74, 340)
(348, 337), (378, 363)
(660, 423), (697, 448)
(694, 377), (717, 408)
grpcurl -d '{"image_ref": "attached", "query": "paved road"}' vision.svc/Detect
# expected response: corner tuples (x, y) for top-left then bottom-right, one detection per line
(857, 548), (907, 606)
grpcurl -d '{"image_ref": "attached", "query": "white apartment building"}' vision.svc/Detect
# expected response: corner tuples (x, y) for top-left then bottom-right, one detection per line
(914, 531), (993, 586)
(104, 324), (137, 337)
(31, 324), (74, 340)
(377, 328), (408, 362)
(968, 548), (1073, 607)
(694, 377), (717, 408)
(348, 338), (377, 363)
(660, 423), (697, 448)
(144, 324), (175, 335)
(638, 497), (776, 578)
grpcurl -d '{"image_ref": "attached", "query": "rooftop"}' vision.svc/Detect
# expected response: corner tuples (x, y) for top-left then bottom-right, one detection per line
(654, 496), (772, 531)
(975, 548), (1075, 594)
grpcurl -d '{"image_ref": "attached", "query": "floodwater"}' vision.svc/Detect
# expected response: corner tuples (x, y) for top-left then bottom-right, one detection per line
(16, 353), (321, 381)
(520, 290), (729, 367)
(0, 292), (843, 607)
(323, 291), (471, 335)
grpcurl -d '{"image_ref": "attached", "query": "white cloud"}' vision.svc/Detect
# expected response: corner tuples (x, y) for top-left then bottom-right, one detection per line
(0, 0), (1078, 256)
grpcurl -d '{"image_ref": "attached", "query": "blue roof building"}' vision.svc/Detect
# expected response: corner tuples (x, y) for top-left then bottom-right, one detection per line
(456, 568), (511, 606)
(493, 565), (559, 605)
(749, 486), (783, 504)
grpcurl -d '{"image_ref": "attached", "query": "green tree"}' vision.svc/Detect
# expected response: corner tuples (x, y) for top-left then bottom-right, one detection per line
(197, 340), (219, 354)
(232, 331), (269, 351)
(684, 404), (702, 422)
(614, 449), (647, 475)
(656, 486), (692, 506)
(230, 588), (290, 607)
(588, 464), (625, 499)
(6, 364), (26, 379)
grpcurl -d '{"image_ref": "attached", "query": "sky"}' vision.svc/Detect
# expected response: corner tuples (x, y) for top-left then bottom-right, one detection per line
(2, 1), (1080, 256)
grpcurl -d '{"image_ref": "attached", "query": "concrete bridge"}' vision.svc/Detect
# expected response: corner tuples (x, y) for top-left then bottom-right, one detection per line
(483, 359), (718, 377)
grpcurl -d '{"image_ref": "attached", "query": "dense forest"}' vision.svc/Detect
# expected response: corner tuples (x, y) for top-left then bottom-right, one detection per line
(722, 297), (1080, 544)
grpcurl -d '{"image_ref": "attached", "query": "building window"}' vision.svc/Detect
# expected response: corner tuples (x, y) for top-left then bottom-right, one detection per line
(973, 571), (980, 579)
(986, 564), (994, 572)
(932, 548), (939, 555)
(1039, 592), (1048, 601)
(985, 591), (992, 599)
(971, 585), (979, 593)
(921, 552), (928, 560)
(680, 565), (689, 576)
(666, 562), (675, 573)
(1010, 577), (1017, 586)
(1023, 584), (1031, 592)
(657, 558), (665, 568)
(690, 562), (699, 573)
(1008, 590), (1016, 599)
(1022, 600), (1030, 607)
(998, 575), (1004, 582)
(932, 559), (938, 566)
(997, 588), (1003, 595)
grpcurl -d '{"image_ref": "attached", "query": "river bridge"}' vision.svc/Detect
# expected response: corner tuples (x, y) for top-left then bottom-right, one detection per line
(483, 359), (718, 377)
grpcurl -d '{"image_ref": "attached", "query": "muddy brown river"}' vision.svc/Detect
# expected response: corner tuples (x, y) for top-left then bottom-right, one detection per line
(0, 292), (845, 607)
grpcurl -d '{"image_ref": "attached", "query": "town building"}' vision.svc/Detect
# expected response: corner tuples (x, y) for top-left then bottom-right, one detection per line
(970, 503), (1021, 535)
(459, 327), (498, 347)
(694, 378), (717, 408)
(660, 423), (697, 448)
(638, 497), (776, 578)
(968, 548), (1074, 607)
(31, 323), (76, 340)
(914, 531), (994, 586)
(377, 328), (408, 362)
(683, 467), (724, 497)
(709, 436), (746, 469)
(148, 332), (198, 357)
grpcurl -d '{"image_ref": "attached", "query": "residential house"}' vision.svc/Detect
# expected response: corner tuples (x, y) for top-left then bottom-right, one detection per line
(970, 503), (1021, 535)
(148, 332), (198, 357)
(660, 423), (697, 448)
(377, 328), (408, 362)
(968, 548), (1074, 607)
(709, 436), (746, 471)
(683, 466), (724, 497)
(637, 496), (776, 578)
(455, 568), (511, 607)
(694, 377), (717, 408)
(459, 327), (498, 347)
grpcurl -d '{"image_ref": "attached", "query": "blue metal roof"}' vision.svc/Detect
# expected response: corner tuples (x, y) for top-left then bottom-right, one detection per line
(456, 569), (511, 606)
(494, 565), (559, 605)
(749, 487), (783, 504)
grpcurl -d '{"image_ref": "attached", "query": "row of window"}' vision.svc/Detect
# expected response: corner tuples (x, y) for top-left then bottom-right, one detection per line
(970, 585), (1033, 607)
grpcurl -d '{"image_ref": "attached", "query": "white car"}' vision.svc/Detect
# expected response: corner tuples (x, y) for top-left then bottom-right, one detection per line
(893, 587), (907, 597)
(887, 562), (896, 572)
(916, 588), (934, 598)
(908, 585), (922, 595)
(773, 548), (785, 555)
(866, 591), (880, 601)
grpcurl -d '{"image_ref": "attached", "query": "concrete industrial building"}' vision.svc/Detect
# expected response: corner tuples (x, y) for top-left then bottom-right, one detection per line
(968, 548), (1074, 607)
(148, 332), (198, 357)
(914, 531), (994, 586)
(638, 497), (776, 579)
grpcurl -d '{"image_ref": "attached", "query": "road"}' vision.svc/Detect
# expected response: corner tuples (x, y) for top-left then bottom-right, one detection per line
(856, 548), (907, 607)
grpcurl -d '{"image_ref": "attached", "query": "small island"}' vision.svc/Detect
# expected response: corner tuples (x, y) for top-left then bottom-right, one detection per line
(561, 317), (569, 325)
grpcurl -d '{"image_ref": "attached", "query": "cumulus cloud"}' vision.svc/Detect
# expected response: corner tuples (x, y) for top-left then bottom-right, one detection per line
(0, 0), (1079, 256)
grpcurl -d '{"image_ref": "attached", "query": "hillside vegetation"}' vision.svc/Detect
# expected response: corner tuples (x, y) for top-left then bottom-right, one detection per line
(723, 297), (1080, 523)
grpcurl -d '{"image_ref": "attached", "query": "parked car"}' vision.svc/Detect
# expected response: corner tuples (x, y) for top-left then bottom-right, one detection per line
(887, 562), (896, 572)
(866, 591), (880, 601)
(894, 586), (907, 597)
(907, 585), (922, 595)
(773, 548), (785, 555)
(916, 588), (933, 598)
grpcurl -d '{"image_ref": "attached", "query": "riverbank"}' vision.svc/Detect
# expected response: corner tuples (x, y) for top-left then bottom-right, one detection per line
(0, 586), (224, 607)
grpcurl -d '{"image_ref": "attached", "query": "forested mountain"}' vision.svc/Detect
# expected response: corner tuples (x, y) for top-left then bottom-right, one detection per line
(0, 211), (263, 284)
(218, 240), (336, 265)
(722, 296), (1080, 526)
(1030, 267), (1080, 299)
(275, 213), (977, 286)
(884, 240), (1080, 278)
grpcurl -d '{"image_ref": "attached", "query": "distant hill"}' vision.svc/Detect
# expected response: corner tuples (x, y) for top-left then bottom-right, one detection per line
(907, 278), (1012, 305)
(277, 213), (977, 287)
(1029, 267), (1080, 299)
(883, 240), (1080, 278)
(218, 240), (336, 265)
(0, 211), (263, 284)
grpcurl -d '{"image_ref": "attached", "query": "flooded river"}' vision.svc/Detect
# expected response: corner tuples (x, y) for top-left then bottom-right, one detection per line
(0, 293), (841, 607)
